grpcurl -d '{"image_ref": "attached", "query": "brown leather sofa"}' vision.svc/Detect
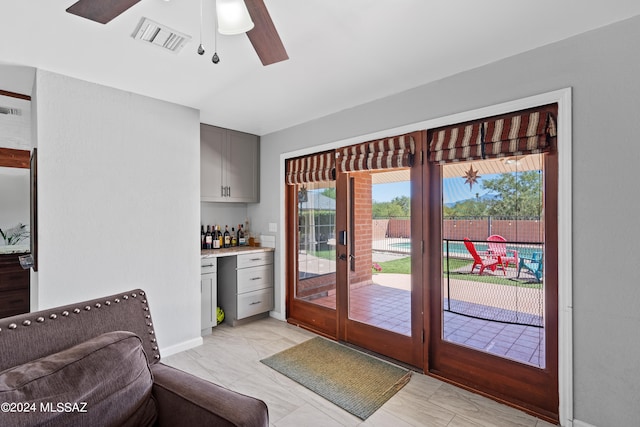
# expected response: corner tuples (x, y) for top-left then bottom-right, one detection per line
(0, 289), (269, 426)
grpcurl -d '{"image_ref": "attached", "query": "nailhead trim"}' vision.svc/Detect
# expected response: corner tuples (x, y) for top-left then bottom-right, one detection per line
(1, 291), (158, 363)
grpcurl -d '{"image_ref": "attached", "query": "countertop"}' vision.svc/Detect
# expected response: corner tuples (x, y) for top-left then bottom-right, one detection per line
(201, 246), (274, 259)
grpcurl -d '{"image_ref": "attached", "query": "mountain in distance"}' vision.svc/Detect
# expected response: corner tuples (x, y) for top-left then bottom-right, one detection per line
(444, 192), (499, 208)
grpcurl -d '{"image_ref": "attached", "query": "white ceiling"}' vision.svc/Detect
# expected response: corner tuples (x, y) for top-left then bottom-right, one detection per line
(1, 1), (640, 136)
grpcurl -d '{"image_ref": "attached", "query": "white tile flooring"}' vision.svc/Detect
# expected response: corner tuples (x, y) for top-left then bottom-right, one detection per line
(162, 317), (557, 427)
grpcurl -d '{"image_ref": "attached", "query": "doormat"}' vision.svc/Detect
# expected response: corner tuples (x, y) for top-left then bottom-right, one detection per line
(260, 336), (411, 420)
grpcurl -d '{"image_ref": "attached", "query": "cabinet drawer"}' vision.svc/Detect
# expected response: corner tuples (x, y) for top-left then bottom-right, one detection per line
(237, 288), (273, 319)
(201, 258), (217, 274)
(237, 251), (273, 269)
(0, 289), (30, 318)
(237, 264), (273, 294)
(0, 270), (30, 292)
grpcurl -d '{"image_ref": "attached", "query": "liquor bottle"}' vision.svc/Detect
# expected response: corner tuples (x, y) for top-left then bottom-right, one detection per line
(201, 225), (205, 249)
(217, 225), (223, 248)
(231, 227), (237, 247)
(205, 225), (213, 249)
(237, 224), (246, 246)
(212, 225), (221, 249)
(223, 225), (231, 248)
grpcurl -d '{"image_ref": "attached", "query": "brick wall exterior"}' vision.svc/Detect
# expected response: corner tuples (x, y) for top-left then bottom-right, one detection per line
(373, 218), (544, 243)
(351, 174), (373, 286)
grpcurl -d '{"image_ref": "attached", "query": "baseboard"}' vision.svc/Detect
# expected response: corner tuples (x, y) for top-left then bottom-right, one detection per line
(573, 420), (597, 427)
(269, 310), (286, 321)
(160, 336), (203, 358)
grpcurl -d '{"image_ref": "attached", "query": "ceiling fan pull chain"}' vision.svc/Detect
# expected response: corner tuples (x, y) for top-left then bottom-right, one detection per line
(212, 0), (221, 63)
(197, 0), (205, 55)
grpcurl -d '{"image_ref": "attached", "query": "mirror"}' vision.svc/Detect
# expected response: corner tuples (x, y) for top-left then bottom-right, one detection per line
(0, 90), (34, 268)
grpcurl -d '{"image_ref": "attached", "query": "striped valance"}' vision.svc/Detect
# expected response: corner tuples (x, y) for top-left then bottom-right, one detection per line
(285, 151), (335, 185)
(338, 134), (415, 173)
(428, 105), (557, 164)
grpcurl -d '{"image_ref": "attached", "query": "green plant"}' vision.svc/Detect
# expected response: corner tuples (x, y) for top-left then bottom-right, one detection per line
(0, 223), (29, 245)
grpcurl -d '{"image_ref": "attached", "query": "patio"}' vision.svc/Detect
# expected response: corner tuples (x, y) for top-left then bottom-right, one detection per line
(309, 271), (545, 368)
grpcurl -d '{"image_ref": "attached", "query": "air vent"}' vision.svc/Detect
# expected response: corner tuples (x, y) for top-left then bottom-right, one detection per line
(0, 107), (22, 116)
(132, 17), (191, 53)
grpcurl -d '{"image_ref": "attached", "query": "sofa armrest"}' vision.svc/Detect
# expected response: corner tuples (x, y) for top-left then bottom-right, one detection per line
(151, 363), (268, 427)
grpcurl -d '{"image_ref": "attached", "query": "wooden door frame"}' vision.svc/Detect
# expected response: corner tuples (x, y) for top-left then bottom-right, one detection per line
(281, 87), (572, 425)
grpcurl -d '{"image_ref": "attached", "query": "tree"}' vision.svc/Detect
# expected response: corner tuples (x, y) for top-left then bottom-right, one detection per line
(482, 171), (542, 217)
(321, 187), (336, 199)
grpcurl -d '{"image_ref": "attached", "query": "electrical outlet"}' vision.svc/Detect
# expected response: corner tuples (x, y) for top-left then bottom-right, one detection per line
(268, 222), (277, 232)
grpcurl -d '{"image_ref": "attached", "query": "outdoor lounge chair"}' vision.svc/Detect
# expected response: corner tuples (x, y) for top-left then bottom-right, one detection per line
(486, 234), (519, 269)
(463, 238), (503, 275)
(517, 251), (543, 282)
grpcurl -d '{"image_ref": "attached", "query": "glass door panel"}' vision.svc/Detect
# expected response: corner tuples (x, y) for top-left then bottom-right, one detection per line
(347, 170), (412, 336)
(440, 154), (546, 367)
(295, 181), (337, 309)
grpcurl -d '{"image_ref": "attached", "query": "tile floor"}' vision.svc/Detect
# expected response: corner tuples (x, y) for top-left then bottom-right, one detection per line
(163, 317), (556, 427)
(310, 283), (544, 366)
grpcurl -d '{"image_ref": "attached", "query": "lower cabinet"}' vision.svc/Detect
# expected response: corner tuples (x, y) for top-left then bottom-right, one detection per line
(201, 257), (217, 336)
(218, 251), (273, 326)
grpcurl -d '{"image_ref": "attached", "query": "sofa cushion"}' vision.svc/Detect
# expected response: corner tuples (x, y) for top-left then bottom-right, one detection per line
(0, 330), (157, 427)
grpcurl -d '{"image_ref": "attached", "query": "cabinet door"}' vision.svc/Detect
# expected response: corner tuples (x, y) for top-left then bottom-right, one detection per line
(200, 124), (226, 202)
(201, 272), (217, 333)
(225, 130), (259, 203)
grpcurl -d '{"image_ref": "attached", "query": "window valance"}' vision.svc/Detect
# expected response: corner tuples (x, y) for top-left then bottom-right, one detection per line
(285, 151), (335, 185)
(428, 105), (557, 164)
(337, 134), (415, 173)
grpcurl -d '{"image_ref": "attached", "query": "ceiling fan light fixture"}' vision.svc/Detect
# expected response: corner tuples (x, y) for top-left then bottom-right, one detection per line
(216, 0), (254, 35)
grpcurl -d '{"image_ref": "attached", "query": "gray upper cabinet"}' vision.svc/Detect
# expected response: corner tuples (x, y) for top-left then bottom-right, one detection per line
(200, 123), (259, 203)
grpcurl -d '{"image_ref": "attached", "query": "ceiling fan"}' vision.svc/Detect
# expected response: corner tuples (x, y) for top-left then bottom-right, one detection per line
(65, 0), (288, 66)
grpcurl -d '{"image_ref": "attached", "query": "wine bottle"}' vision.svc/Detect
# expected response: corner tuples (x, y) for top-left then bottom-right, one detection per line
(212, 225), (220, 249)
(217, 225), (223, 248)
(201, 225), (205, 249)
(205, 225), (213, 249)
(238, 224), (246, 246)
(223, 225), (231, 248)
(231, 227), (237, 246)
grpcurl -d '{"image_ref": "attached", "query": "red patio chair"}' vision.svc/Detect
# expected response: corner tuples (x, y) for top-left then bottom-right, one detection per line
(486, 234), (519, 269)
(463, 238), (503, 275)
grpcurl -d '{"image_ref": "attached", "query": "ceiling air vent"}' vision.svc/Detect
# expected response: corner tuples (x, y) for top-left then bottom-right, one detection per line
(0, 107), (22, 116)
(132, 17), (191, 53)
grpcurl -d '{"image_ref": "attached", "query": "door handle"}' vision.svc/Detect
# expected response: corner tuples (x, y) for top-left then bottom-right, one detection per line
(338, 254), (347, 261)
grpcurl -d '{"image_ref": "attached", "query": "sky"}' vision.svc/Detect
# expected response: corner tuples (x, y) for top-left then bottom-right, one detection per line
(371, 175), (500, 204)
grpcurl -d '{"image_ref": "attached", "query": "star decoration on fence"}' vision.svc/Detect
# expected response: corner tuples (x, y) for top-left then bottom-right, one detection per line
(463, 165), (480, 190)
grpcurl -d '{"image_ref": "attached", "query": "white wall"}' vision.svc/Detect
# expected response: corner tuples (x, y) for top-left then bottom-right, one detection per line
(33, 70), (202, 355)
(248, 15), (640, 427)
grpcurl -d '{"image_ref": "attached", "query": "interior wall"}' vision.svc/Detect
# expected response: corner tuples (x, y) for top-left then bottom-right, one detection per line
(33, 70), (201, 355)
(248, 15), (640, 427)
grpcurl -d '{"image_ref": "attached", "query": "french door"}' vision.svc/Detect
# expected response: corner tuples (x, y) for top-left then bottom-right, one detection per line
(425, 105), (559, 423)
(285, 134), (424, 369)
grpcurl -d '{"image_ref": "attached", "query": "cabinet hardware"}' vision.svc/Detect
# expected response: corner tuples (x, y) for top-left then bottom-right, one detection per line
(250, 277), (262, 281)
(249, 301), (262, 305)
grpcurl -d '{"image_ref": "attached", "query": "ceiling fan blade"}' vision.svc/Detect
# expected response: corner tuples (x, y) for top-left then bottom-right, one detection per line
(244, 0), (288, 66)
(66, 0), (141, 24)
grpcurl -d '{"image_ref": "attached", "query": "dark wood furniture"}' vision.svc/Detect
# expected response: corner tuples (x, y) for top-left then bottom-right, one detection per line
(0, 252), (30, 317)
